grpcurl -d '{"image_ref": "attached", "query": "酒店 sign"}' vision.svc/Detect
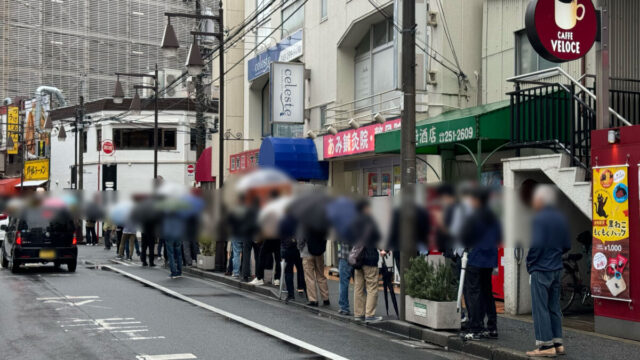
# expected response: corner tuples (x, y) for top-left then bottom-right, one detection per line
(525, 0), (597, 62)
(270, 62), (304, 124)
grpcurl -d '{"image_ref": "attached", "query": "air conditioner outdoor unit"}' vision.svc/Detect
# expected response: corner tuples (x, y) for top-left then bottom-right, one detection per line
(427, 11), (438, 27)
(142, 69), (188, 98)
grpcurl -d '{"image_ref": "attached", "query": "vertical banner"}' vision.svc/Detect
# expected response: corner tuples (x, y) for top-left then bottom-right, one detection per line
(270, 62), (305, 124)
(591, 165), (630, 301)
(7, 106), (19, 155)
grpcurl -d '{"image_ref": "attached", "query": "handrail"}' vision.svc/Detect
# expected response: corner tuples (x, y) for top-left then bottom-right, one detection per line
(507, 67), (632, 126)
(325, 88), (400, 111)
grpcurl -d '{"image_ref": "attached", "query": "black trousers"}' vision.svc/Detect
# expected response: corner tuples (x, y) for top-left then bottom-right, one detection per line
(256, 239), (281, 281)
(464, 266), (497, 333)
(85, 225), (97, 245)
(242, 239), (261, 280)
(282, 246), (305, 296)
(140, 233), (155, 265)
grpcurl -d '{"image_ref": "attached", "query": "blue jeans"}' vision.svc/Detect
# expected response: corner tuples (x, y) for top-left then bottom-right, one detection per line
(338, 258), (353, 312)
(165, 236), (183, 277)
(231, 237), (243, 276)
(530, 270), (563, 346)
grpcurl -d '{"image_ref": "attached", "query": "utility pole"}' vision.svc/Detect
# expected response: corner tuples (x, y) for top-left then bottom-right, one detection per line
(78, 95), (84, 190)
(195, 0), (207, 159)
(218, 2), (224, 188)
(399, 0), (417, 321)
(154, 64), (159, 180)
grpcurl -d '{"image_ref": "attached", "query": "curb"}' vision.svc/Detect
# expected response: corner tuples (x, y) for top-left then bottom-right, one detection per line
(182, 267), (530, 360)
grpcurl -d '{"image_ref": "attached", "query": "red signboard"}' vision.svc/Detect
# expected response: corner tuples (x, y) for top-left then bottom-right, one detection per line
(323, 118), (401, 159)
(102, 140), (115, 156)
(525, 0), (597, 63)
(187, 164), (195, 174)
(229, 149), (260, 174)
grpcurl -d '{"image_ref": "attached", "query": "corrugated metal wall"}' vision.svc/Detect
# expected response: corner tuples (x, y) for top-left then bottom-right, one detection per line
(1, 0), (219, 104)
(609, 0), (640, 91)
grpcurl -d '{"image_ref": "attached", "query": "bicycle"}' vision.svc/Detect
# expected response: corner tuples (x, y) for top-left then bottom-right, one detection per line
(559, 231), (593, 313)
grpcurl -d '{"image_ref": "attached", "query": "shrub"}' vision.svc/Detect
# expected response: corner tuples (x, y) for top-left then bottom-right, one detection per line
(198, 235), (215, 257)
(404, 256), (457, 302)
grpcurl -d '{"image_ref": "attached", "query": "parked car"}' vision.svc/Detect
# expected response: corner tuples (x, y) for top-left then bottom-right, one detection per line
(1, 206), (77, 273)
(0, 213), (8, 248)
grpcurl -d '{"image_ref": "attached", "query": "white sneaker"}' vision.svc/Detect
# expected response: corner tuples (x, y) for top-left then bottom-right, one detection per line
(273, 279), (280, 286)
(248, 278), (264, 286)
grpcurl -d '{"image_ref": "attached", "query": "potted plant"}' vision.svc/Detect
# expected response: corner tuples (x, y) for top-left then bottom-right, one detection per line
(196, 234), (216, 270)
(404, 256), (460, 330)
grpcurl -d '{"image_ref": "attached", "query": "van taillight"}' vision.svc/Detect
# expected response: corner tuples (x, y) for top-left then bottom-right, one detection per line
(16, 233), (22, 245)
(72, 234), (77, 245)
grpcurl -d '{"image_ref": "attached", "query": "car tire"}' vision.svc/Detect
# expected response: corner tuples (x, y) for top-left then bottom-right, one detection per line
(1, 248), (8, 269)
(67, 260), (77, 273)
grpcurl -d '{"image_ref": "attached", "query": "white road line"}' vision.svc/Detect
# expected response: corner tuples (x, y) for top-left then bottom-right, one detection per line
(112, 260), (133, 267)
(136, 353), (197, 360)
(103, 265), (350, 360)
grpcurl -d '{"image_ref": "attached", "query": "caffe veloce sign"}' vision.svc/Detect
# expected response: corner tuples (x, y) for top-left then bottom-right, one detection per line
(525, 0), (597, 63)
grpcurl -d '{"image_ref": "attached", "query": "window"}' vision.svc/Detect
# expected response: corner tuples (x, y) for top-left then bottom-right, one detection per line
(262, 83), (271, 137)
(113, 128), (177, 150)
(515, 30), (554, 75)
(321, 0), (327, 21)
(190, 128), (197, 151)
(96, 128), (102, 151)
(320, 105), (328, 127)
(282, 0), (304, 37)
(354, 19), (395, 110)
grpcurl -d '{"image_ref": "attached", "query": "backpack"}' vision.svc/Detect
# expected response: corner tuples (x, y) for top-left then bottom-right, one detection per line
(306, 228), (327, 256)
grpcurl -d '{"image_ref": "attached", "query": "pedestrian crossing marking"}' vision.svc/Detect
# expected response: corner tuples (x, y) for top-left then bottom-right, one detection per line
(57, 317), (164, 340)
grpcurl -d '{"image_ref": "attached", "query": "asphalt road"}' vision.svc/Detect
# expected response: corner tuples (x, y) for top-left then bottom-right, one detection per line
(0, 246), (475, 360)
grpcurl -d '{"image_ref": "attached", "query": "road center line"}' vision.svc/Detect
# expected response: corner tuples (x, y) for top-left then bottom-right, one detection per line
(102, 265), (349, 360)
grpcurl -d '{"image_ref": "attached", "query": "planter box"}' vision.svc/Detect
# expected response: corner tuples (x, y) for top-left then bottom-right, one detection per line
(405, 295), (460, 330)
(197, 255), (216, 270)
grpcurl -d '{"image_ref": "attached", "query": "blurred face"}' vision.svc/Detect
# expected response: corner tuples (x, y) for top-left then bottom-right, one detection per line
(532, 196), (543, 211)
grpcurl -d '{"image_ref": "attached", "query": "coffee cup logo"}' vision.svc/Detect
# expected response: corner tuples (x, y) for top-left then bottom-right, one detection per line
(555, 0), (585, 30)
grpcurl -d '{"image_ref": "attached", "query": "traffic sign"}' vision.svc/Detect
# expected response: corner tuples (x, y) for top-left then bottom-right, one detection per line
(102, 140), (115, 156)
(187, 164), (195, 175)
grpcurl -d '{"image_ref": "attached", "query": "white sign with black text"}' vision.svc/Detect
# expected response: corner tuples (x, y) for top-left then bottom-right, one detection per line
(270, 62), (305, 124)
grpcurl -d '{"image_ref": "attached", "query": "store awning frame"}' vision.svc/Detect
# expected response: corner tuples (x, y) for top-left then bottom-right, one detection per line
(15, 180), (48, 188)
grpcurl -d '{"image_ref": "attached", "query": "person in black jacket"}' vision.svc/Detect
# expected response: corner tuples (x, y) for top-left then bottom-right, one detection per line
(351, 200), (382, 322)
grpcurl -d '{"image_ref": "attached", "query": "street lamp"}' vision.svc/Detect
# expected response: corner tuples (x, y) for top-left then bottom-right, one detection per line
(129, 89), (141, 115)
(57, 125), (67, 141)
(186, 36), (205, 76)
(113, 65), (160, 180)
(112, 77), (124, 104)
(160, 20), (179, 58)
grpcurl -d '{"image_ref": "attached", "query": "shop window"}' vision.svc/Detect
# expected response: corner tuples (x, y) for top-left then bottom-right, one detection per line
(515, 30), (554, 75)
(282, 0), (304, 37)
(262, 83), (271, 137)
(113, 128), (177, 150)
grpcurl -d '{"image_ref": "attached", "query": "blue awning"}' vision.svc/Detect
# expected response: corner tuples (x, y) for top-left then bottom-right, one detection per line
(259, 137), (328, 181)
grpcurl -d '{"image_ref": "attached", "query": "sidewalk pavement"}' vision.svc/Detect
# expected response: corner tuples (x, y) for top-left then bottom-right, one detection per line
(78, 246), (640, 360)
(183, 265), (640, 360)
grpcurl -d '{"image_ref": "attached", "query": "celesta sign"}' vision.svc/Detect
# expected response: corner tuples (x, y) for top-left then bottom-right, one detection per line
(525, 0), (597, 63)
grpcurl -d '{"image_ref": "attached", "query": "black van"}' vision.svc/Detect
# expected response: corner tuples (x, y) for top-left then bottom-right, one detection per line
(1, 207), (77, 273)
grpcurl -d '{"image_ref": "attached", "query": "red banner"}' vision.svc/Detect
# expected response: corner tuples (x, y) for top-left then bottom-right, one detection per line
(323, 118), (400, 158)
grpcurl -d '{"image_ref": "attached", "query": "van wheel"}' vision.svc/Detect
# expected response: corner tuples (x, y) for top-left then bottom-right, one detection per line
(67, 260), (77, 273)
(1, 250), (8, 269)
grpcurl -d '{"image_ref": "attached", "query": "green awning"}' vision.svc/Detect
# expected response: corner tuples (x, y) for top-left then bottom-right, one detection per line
(375, 100), (511, 155)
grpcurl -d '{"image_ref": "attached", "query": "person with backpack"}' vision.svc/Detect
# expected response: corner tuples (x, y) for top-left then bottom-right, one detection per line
(297, 224), (330, 307)
(350, 200), (382, 322)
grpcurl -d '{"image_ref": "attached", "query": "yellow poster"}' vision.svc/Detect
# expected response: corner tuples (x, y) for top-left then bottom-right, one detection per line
(591, 165), (630, 300)
(24, 159), (49, 181)
(7, 106), (19, 155)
